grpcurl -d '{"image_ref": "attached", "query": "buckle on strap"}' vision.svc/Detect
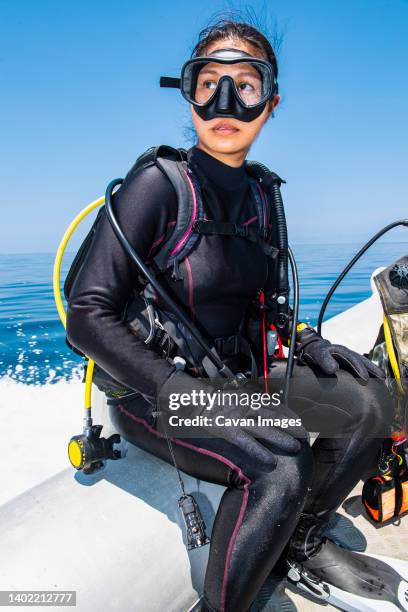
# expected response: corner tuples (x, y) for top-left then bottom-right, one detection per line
(287, 561), (330, 601)
(262, 243), (279, 259)
(192, 220), (204, 233)
(234, 224), (248, 237)
(214, 335), (240, 358)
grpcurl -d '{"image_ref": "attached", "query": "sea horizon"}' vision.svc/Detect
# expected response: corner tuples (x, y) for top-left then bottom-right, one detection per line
(1, 241), (407, 386)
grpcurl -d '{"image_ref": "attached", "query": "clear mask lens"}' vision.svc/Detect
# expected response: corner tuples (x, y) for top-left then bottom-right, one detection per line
(182, 59), (273, 108)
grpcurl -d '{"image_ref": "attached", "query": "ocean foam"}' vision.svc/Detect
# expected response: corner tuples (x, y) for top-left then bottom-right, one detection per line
(0, 376), (86, 506)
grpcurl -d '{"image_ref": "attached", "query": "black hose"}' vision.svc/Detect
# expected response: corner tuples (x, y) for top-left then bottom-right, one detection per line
(317, 220), (408, 335)
(104, 179), (234, 379)
(270, 179), (290, 305)
(284, 246), (299, 400)
(267, 177), (297, 401)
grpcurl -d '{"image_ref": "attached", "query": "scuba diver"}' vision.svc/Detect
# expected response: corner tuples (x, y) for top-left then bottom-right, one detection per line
(65, 17), (405, 612)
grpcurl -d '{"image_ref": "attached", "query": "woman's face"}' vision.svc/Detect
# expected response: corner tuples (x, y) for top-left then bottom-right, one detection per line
(190, 37), (280, 160)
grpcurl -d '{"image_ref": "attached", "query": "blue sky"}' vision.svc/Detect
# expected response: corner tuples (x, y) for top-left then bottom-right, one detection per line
(1, 0), (407, 252)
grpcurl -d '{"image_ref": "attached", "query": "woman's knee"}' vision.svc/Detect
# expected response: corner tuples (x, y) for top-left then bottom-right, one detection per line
(244, 443), (313, 525)
(365, 382), (394, 434)
(339, 372), (394, 434)
(273, 442), (313, 500)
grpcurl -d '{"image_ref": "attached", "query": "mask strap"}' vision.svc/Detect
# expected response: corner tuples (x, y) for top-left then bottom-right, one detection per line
(160, 76), (181, 89)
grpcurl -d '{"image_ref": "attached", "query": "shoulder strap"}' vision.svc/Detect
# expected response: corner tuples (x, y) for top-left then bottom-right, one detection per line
(130, 144), (186, 173)
(246, 160), (286, 238)
(152, 157), (205, 278)
(123, 145), (205, 278)
(245, 159), (285, 186)
(249, 176), (269, 240)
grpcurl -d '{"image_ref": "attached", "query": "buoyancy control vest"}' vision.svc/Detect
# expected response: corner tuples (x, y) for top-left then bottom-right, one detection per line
(64, 145), (290, 395)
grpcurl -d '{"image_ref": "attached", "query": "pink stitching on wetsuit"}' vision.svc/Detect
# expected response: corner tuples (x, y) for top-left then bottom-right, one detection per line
(117, 404), (251, 612)
(256, 182), (268, 229)
(170, 171), (197, 256)
(243, 215), (257, 226)
(147, 234), (165, 259)
(221, 485), (250, 612)
(146, 220), (177, 258)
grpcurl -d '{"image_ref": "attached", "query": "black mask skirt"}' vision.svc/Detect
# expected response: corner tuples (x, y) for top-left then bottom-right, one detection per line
(160, 47), (278, 122)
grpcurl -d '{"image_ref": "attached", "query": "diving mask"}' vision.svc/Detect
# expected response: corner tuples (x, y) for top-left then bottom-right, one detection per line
(160, 47), (278, 122)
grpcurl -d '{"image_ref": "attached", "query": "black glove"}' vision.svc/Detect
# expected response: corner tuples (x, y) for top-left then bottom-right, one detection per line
(297, 326), (385, 381)
(158, 370), (307, 465)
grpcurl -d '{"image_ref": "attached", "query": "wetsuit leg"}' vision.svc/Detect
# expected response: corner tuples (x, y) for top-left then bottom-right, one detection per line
(108, 394), (313, 612)
(269, 360), (394, 559)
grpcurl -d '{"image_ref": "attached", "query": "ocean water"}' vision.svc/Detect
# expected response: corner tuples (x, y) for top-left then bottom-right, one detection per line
(0, 242), (407, 386)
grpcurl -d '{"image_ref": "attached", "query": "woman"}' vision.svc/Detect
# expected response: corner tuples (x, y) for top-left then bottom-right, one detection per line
(67, 19), (393, 612)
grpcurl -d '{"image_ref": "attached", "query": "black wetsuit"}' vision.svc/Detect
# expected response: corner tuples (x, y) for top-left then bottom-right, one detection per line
(67, 147), (393, 612)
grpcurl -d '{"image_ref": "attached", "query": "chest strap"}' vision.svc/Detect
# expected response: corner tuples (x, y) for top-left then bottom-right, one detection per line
(192, 219), (279, 259)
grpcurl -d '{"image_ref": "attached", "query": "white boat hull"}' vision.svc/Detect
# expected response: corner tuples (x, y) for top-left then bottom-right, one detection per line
(1, 268), (406, 612)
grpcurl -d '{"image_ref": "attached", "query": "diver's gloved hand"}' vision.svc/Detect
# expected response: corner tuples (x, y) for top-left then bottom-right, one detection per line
(158, 370), (305, 465)
(297, 325), (385, 381)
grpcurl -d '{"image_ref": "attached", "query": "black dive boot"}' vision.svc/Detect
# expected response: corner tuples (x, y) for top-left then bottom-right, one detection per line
(286, 514), (408, 611)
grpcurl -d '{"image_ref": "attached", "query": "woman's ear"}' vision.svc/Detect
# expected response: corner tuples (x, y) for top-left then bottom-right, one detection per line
(265, 96), (279, 122)
(270, 95), (280, 116)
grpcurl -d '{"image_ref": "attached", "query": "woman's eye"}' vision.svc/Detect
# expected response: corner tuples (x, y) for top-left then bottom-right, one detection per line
(238, 81), (255, 92)
(202, 80), (217, 89)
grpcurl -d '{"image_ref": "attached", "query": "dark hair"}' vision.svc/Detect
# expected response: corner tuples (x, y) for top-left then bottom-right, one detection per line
(191, 17), (278, 78)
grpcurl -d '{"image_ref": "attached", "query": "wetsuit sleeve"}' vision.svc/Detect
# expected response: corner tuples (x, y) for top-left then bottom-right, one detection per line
(66, 164), (178, 400)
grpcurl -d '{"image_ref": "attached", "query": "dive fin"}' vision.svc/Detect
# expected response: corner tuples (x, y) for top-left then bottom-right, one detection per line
(287, 541), (408, 611)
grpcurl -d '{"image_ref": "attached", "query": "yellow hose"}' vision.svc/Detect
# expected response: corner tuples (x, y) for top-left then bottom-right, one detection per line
(53, 196), (105, 410)
(383, 314), (404, 395)
(84, 359), (95, 409)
